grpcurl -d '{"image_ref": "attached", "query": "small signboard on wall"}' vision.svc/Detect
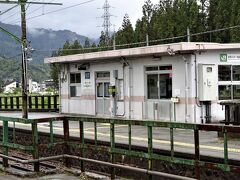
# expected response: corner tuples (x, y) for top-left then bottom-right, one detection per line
(85, 72), (90, 79)
(220, 54), (240, 63)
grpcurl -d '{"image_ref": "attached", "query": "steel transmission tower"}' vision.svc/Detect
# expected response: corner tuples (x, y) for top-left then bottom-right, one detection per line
(101, 0), (112, 46)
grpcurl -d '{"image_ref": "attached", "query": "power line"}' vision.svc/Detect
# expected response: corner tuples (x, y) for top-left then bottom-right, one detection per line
(33, 23), (240, 54)
(27, 0), (56, 15)
(0, 5), (18, 16)
(0, 0), (43, 23)
(3, 0), (53, 24)
(10, 0), (95, 24)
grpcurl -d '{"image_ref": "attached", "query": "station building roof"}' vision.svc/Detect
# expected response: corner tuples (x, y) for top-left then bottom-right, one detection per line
(44, 42), (240, 64)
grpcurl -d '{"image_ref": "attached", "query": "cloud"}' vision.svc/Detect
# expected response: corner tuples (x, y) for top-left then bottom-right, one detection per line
(28, 27), (46, 37)
(1, 0), (160, 38)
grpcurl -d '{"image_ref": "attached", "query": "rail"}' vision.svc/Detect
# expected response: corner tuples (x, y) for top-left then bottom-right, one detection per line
(0, 116), (240, 179)
(0, 95), (59, 112)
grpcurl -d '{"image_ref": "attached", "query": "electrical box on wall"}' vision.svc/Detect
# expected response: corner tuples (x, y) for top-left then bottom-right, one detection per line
(198, 64), (217, 101)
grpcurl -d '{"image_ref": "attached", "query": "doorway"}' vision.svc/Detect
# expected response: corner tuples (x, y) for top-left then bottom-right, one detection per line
(96, 72), (111, 116)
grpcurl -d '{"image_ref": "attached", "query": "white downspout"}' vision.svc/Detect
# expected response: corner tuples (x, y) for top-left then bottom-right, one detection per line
(183, 56), (189, 123)
(129, 63), (133, 119)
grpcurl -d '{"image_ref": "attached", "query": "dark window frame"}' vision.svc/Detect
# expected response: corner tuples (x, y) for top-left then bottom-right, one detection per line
(69, 73), (81, 97)
(146, 65), (173, 100)
(218, 65), (240, 100)
(70, 73), (81, 84)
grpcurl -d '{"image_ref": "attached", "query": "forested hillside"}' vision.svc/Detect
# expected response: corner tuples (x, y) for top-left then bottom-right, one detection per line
(0, 22), (91, 63)
(0, 57), (49, 84)
(114, 0), (240, 46)
(57, 0), (240, 56)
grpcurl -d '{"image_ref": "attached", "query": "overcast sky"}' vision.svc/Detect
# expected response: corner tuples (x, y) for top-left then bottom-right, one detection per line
(0, 0), (159, 38)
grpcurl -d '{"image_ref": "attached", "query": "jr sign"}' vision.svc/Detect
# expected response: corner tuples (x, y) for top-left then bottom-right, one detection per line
(220, 54), (240, 63)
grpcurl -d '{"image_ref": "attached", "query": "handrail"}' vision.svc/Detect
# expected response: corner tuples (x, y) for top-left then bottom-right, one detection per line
(0, 95), (59, 112)
(0, 115), (239, 179)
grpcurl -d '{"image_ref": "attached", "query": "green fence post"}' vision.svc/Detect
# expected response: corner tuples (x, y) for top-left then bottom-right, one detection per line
(13, 121), (16, 145)
(110, 120), (116, 180)
(224, 128), (228, 166)
(16, 97), (20, 110)
(128, 124), (132, 151)
(79, 120), (85, 172)
(194, 128), (200, 180)
(148, 125), (153, 180)
(35, 96), (39, 109)
(3, 120), (9, 168)
(63, 118), (70, 168)
(49, 120), (54, 144)
(94, 121), (97, 147)
(32, 121), (39, 172)
(170, 127), (174, 159)
(0, 97), (2, 110)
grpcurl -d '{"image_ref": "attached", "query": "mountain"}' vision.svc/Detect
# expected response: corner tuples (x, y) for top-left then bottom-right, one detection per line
(0, 22), (90, 64)
(0, 56), (49, 83)
(0, 22), (93, 83)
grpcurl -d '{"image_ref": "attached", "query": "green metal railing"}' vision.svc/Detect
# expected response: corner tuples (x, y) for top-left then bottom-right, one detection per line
(0, 95), (59, 112)
(0, 115), (240, 179)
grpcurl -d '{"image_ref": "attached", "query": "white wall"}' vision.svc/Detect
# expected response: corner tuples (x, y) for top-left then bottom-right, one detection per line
(4, 82), (17, 93)
(59, 49), (240, 124)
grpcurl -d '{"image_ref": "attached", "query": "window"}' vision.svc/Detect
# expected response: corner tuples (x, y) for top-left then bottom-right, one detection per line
(97, 82), (110, 98)
(70, 73), (81, 97)
(218, 65), (240, 100)
(70, 86), (76, 97)
(146, 66), (172, 99)
(70, 73), (81, 84)
(96, 72), (110, 78)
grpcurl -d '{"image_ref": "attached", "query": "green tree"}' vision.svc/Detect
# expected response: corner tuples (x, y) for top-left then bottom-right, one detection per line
(142, 0), (154, 39)
(230, 0), (240, 42)
(49, 64), (60, 90)
(84, 38), (90, 48)
(71, 40), (82, 54)
(115, 14), (134, 47)
(98, 31), (108, 47)
(208, 0), (233, 42)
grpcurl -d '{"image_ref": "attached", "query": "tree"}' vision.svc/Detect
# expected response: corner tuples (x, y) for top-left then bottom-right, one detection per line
(84, 38), (90, 48)
(135, 19), (145, 43)
(49, 63), (60, 90)
(230, 0), (240, 42)
(208, 0), (233, 42)
(142, 0), (154, 39)
(71, 40), (82, 54)
(98, 31), (108, 47)
(115, 14), (134, 47)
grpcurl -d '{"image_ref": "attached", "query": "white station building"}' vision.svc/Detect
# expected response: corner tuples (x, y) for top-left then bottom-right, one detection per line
(44, 42), (240, 124)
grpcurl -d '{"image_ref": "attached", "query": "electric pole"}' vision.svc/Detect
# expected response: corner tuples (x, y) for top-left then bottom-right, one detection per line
(0, 0), (62, 118)
(21, 0), (28, 118)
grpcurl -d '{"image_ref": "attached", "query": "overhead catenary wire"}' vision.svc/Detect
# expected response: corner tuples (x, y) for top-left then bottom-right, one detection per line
(0, 5), (18, 16)
(4, 0), (56, 24)
(9, 0), (95, 24)
(32, 23), (240, 55)
(0, 0), (42, 23)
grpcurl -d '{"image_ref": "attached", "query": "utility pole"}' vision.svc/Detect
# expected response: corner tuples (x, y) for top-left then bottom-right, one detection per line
(185, 0), (191, 42)
(0, 0), (62, 118)
(21, 0), (28, 118)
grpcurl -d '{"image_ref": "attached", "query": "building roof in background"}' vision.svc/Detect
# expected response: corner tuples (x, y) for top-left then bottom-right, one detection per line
(44, 42), (240, 64)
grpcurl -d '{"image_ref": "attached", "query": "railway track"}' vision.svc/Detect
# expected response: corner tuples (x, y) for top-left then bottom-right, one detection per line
(4, 126), (240, 170)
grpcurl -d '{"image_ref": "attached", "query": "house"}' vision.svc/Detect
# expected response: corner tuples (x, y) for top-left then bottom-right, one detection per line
(28, 79), (40, 93)
(3, 81), (19, 93)
(44, 42), (240, 124)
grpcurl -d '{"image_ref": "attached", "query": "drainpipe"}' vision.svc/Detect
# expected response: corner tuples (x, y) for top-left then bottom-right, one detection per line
(129, 63), (133, 119)
(118, 62), (126, 117)
(59, 64), (62, 113)
(183, 56), (189, 123)
(194, 53), (203, 124)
